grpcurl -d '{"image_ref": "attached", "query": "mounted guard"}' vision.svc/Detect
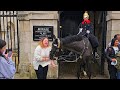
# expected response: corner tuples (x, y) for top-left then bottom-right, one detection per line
(79, 11), (99, 59)
(61, 11), (100, 59)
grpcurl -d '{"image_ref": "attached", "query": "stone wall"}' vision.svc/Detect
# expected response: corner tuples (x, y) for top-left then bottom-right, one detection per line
(106, 11), (120, 46)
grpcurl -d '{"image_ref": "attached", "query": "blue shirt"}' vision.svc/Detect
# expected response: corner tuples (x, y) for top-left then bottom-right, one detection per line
(0, 56), (16, 79)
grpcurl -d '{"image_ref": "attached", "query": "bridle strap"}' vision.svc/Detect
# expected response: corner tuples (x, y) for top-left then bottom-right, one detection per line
(79, 38), (89, 59)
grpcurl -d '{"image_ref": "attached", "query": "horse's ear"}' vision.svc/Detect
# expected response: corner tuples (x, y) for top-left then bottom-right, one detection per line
(53, 34), (57, 40)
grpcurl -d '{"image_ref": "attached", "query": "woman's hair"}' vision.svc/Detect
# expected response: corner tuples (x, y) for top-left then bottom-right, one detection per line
(0, 39), (6, 49)
(111, 38), (118, 46)
(114, 34), (118, 38)
(39, 37), (49, 48)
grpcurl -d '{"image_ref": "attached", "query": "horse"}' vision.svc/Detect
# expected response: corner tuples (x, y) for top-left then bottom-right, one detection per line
(50, 34), (94, 79)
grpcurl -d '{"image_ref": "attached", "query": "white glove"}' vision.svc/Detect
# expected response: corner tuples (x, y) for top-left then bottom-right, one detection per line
(79, 28), (83, 32)
(86, 30), (90, 34)
(77, 28), (83, 35)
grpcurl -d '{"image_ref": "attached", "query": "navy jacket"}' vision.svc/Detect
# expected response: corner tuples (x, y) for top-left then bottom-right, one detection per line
(78, 22), (94, 34)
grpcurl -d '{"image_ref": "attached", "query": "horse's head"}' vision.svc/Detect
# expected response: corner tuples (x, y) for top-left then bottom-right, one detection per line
(50, 35), (61, 60)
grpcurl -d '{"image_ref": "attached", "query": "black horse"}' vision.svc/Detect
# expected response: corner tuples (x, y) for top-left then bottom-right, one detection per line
(50, 34), (94, 79)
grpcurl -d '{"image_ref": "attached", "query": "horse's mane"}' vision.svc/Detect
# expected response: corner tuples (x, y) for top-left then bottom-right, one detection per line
(61, 34), (84, 45)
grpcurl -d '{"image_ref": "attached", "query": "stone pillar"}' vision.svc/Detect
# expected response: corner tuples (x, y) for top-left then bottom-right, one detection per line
(17, 11), (59, 79)
(106, 11), (120, 46)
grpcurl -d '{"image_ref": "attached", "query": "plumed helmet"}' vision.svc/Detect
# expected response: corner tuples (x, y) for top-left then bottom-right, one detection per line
(83, 11), (89, 19)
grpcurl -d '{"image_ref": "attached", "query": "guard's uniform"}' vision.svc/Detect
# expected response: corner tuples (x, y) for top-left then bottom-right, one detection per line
(78, 20), (99, 49)
(77, 11), (99, 59)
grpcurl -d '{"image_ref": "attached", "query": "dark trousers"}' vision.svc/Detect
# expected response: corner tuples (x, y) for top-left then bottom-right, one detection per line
(35, 65), (48, 79)
(117, 71), (120, 79)
(108, 61), (117, 79)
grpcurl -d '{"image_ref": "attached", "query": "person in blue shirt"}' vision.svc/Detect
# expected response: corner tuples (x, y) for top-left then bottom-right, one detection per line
(0, 39), (16, 79)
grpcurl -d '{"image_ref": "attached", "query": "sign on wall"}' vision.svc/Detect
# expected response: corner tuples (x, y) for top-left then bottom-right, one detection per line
(33, 26), (54, 41)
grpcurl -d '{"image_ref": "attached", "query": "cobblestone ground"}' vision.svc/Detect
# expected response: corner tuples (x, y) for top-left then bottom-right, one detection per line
(14, 73), (109, 79)
(58, 62), (109, 79)
(14, 73), (30, 79)
(14, 61), (109, 79)
(58, 74), (109, 79)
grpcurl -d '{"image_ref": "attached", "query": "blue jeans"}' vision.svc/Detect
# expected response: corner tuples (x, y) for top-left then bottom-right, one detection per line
(117, 71), (120, 79)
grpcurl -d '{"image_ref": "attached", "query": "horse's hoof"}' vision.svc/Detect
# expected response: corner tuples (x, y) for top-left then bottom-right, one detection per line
(83, 71), (87, 76)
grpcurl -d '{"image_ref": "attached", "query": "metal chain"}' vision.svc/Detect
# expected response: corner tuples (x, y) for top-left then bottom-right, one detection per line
(57, 38), (89, 62)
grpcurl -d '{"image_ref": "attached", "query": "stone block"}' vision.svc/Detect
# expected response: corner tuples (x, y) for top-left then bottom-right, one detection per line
(28, 63), (37, 79)
(112, 20), (120, 30)
(107, 20), (112, 30)
(29, 13), (58, 20)
(19, 32), (31, 43)
(47, 61), (58, 79)
(104, 61), (109, 78)
(19, 21), (30, 32)
(18, 62), (30, 78)
(111, 30), (120, 37)
(111, 11), (120, 14)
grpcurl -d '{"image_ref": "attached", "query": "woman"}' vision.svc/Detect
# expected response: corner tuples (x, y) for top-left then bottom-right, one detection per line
(106, 38), (120, 79)
(0, 39), (16, 79)
(33, 37), (56, 79)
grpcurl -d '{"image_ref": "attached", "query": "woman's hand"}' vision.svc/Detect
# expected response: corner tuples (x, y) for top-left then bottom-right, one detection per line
(42, 57), (46, 61)
(45, 57), (49, 61)
(111, 58), (117, 62)
(42, 57), (49, 61)
(50, 60), (57, 67)
(4, 53), (8, 58)
(4, 52), (13, 59)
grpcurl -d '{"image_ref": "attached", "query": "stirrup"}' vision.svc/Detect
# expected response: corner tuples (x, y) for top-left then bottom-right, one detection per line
(95, 52), (100, 59)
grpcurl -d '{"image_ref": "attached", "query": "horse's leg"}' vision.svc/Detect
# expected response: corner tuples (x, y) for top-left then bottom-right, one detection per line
(77, 59), (81, 79)
(83, 63), (87, 76)
(85, 56), (92, 79)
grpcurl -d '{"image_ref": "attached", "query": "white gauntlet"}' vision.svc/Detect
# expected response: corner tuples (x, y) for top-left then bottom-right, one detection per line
(79, 28), (83, 32)
(86, 30), (90, 34)
(77, 28), (83, 35)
